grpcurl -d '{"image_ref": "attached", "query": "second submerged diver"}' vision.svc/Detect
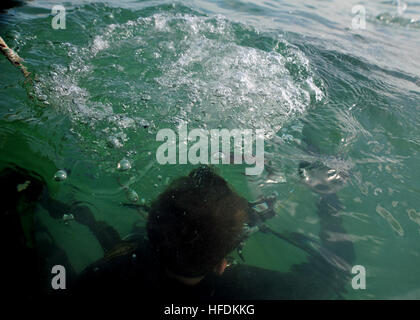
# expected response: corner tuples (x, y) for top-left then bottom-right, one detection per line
(71, 165), (355, 300)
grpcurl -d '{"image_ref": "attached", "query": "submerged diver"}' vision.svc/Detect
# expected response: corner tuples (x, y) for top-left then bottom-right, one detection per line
(71, 164), (355, 300)
(0, 165), (123, 298)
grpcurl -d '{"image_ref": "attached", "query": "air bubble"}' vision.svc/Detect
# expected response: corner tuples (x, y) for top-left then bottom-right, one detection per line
(141, 94), (151, 101)
(117, 159), (131, 171)
(53, 170), (67, 182)
(127, 190), (139, 203)
(62, 213), (75, 222)
(107, 136), (123, 148)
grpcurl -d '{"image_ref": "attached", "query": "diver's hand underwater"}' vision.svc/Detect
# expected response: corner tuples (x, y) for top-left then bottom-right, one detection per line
(298, 160), (349, 194)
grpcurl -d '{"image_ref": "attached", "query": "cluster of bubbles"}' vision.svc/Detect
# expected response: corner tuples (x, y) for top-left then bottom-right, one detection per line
(116, 158), (139, 203)
(39, 6), (323, 214)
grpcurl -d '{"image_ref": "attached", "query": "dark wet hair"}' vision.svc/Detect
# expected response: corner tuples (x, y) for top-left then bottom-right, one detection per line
(146, 165), (249, 277)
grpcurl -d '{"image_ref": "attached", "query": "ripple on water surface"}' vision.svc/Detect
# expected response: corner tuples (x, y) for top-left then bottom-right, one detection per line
(34, 5), (325, 165)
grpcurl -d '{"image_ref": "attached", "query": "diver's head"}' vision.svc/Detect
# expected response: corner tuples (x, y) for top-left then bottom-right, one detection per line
(146, 165), (249, 284)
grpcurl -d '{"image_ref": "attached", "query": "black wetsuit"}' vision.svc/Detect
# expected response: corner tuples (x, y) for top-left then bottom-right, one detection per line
(1, 165), (355, 301)
(71, 193), (355, 301)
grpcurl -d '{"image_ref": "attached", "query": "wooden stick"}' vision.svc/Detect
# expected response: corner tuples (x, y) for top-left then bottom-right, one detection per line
(0, 36), (31, 78)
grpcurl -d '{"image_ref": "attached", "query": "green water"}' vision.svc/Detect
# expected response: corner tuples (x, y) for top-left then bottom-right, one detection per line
(1, 0), (420, 299)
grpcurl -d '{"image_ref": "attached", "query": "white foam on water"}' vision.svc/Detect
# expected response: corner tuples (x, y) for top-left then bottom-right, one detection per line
(90, 36), (110, 55)
(150, 13), (324, 137)
(37, 10), (324, 151)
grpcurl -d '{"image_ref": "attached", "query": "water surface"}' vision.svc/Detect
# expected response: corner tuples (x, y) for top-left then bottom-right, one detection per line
(1, 0), (419, 299)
